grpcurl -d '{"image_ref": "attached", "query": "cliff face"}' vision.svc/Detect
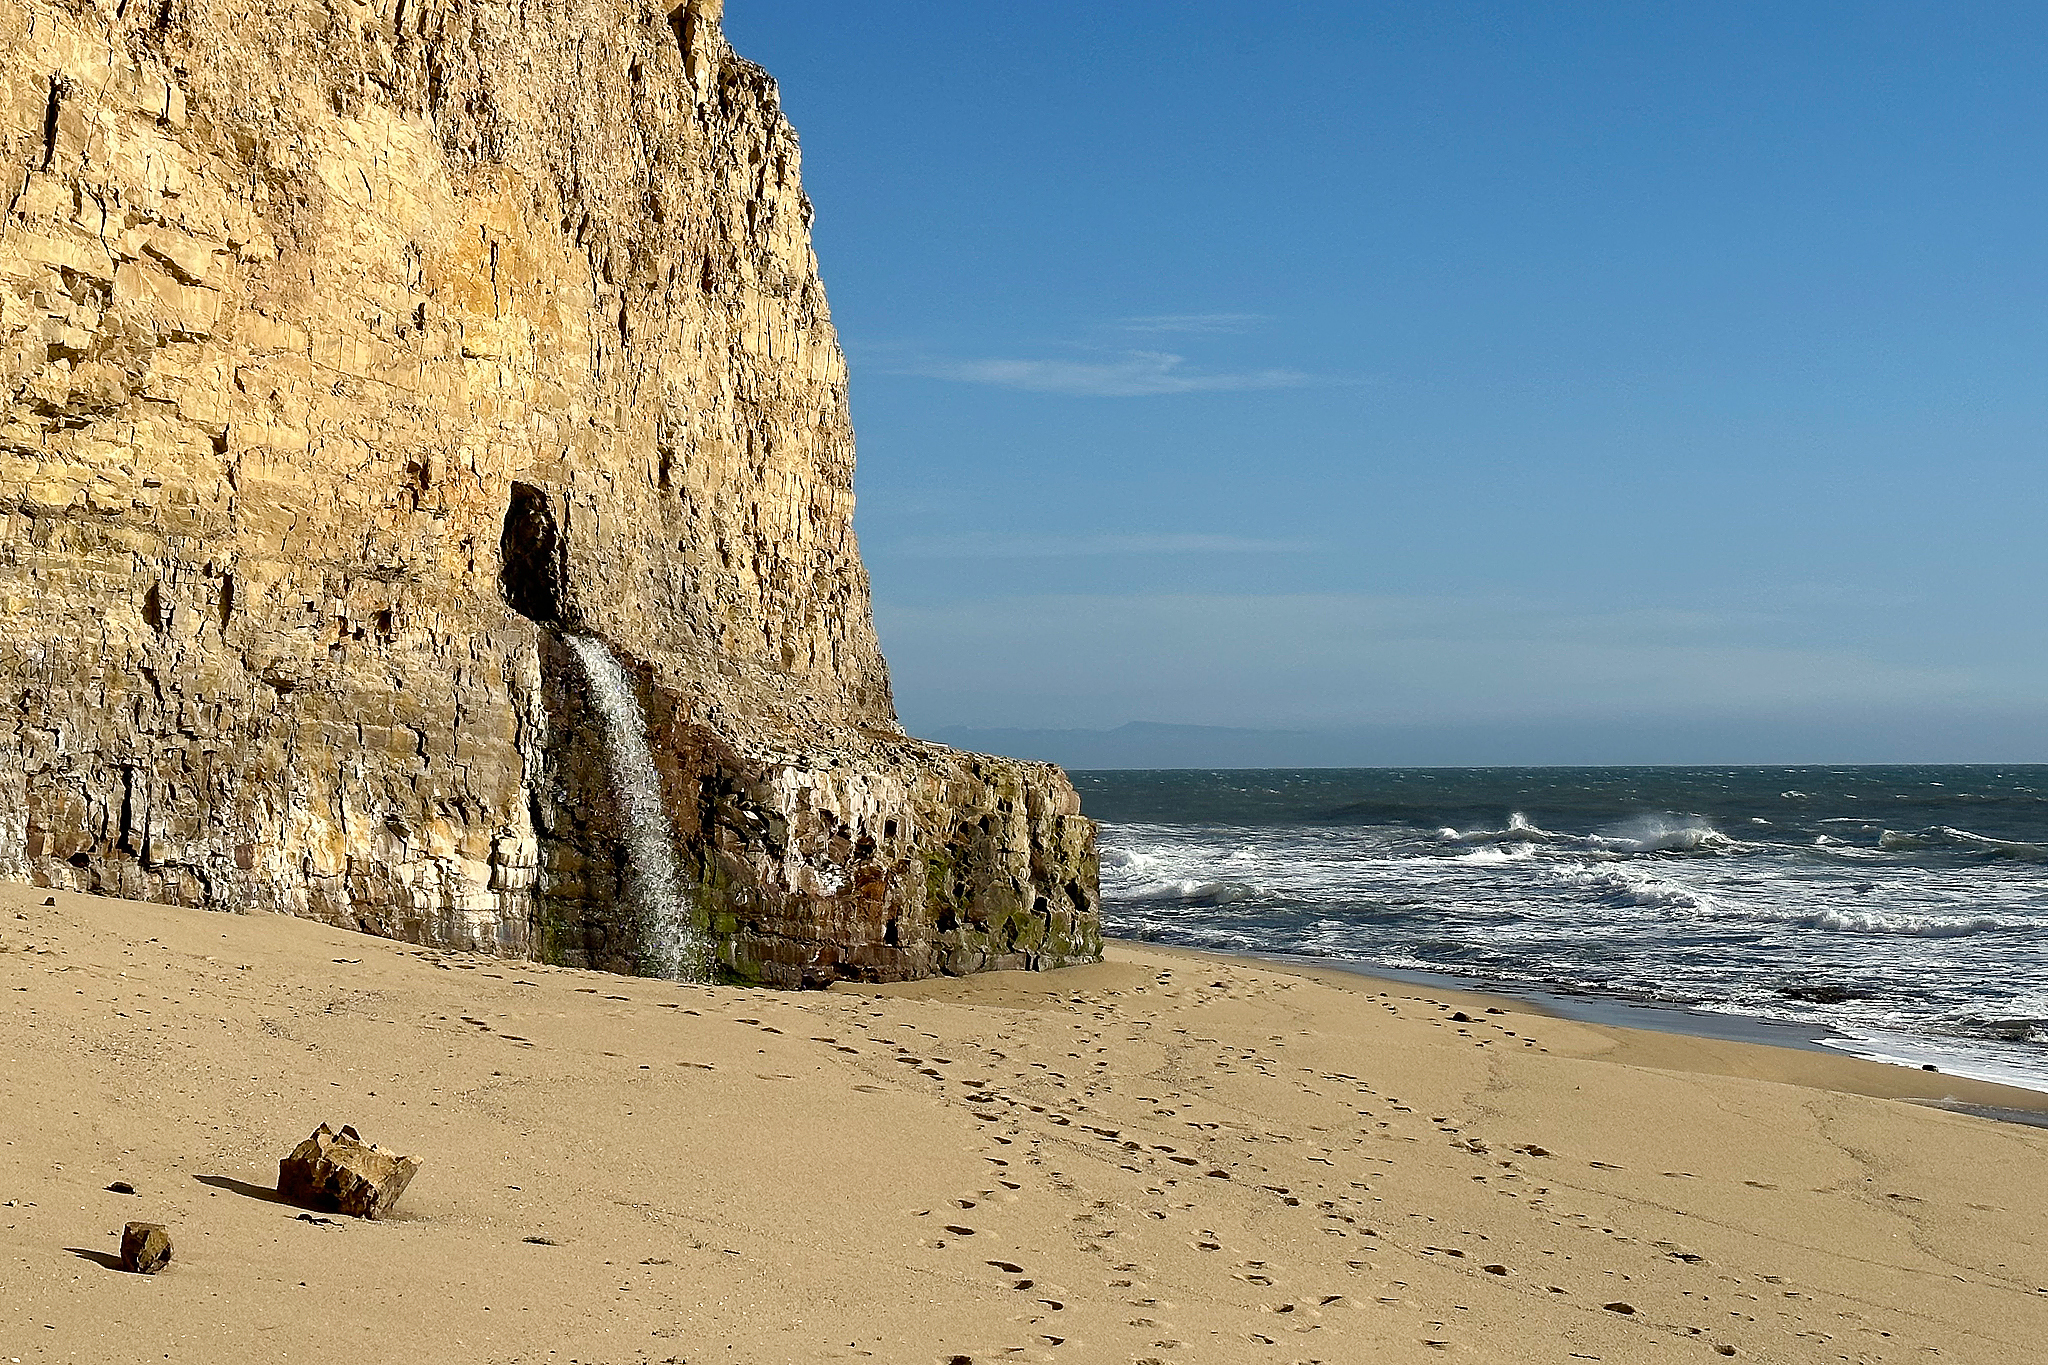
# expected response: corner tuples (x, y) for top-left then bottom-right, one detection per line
(0, 0), (1100, 983)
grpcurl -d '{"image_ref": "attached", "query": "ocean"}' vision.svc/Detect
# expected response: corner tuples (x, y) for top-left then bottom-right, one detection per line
(1078, 766), (2048, 1092)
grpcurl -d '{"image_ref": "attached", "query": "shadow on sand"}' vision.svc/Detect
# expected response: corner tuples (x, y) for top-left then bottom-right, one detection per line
(194, 1173), (290, 1204)
(65, 1247), (127, 1271)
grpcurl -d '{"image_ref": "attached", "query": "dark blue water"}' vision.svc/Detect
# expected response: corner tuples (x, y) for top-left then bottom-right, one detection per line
(1078, 766), (2048, 1091)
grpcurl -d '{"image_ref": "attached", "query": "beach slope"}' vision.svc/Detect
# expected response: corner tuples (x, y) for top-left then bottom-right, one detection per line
(3, 885), (2043, 1362)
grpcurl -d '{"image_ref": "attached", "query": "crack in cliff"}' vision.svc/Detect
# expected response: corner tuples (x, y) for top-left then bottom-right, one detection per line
(38, 75), (62, 171)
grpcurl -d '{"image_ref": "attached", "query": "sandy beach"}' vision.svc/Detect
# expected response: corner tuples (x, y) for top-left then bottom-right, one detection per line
(4, 884), (2045, 1364)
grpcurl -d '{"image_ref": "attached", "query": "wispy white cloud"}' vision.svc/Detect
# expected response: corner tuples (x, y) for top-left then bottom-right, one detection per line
(882, 532), (1316, 559)
(1113, 313), (1266, 335)
(900, 350), (1317, 397)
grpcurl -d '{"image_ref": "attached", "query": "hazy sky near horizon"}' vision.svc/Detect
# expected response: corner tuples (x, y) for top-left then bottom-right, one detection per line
(727, 1), (2048, 763)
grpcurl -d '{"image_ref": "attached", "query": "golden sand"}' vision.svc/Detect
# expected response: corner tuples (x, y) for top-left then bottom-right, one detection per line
(3, 884), (2044, 1363)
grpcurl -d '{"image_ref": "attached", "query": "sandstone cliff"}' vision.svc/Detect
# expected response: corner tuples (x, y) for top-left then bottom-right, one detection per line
(0, 0), (1100, 983)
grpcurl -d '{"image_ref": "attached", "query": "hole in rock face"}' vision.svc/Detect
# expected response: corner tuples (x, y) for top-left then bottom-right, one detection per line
(40, 77), (62, 172)
(500, 483), (565, 624)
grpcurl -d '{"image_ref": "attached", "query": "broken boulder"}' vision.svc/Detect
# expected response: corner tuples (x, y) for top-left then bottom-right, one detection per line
(120, 1222), (173, 1273)
(277, 1124), (421, 1219)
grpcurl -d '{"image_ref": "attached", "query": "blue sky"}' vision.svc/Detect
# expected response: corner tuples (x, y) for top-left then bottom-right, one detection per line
(727, 1), (2048, 764)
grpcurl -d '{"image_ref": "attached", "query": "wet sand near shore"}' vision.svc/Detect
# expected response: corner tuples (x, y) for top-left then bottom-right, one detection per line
(3, 886), (2044, 1363)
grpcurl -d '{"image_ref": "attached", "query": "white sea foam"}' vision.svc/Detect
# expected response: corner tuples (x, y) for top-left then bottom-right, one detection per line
(1439, 811), (1570, 846)
(1453, 844), (1540, 864)
(1089, 769), (2048, 1102)
(1796, 909), (2013, 938)
(1100, 846), (1156, 873)
(1590, 815), (1739, 855)
(1822, 1029), (2048, 1095)
(1879, 826), (2048, 860)
(1439, 812), (1738, 857)
(1120, 878), (1261, 906)
(1969, 1016), (2048, 1044)
(1550, 863), (1713, 910)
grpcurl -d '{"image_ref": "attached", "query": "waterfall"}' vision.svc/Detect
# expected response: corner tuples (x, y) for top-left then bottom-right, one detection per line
(562, 635), (710, 983)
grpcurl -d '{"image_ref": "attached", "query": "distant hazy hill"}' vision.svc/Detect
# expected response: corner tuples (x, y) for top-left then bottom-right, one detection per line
(930, 722), (1329, 770)
(928, 713), (2048, 770)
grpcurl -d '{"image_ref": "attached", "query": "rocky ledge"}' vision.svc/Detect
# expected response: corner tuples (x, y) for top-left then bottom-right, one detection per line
(0, 0), (1099, 984)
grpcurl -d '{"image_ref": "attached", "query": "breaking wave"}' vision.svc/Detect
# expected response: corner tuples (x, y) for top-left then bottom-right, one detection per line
(1795, 909), (2016, 937)
(1438, 812), (1740, 856)
(1082, 765), (2048, 1093)
(1101, 841), (1266, 905)
(1878, 826), (2048, 861)
(1118, 878), (1262, 906)
(1549, 863), (1714, 910)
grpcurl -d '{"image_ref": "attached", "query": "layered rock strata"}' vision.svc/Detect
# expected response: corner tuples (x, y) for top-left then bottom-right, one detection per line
(0, 0), (1099, 983)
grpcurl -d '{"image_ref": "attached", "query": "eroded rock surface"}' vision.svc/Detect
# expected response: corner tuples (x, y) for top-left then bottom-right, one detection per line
(278, 1123), (420, 1219)
(0, 0), (1099, 982)
(120, 1221), (173, 1273)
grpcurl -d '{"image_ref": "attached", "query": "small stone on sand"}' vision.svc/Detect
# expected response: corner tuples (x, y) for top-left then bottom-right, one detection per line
(120, 1222), (172, 1274)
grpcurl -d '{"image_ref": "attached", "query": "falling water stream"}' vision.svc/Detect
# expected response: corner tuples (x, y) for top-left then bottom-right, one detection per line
(562, 634), (710, 982)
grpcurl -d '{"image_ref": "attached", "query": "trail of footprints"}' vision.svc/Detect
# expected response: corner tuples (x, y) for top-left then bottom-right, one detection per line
(698, 969), (1905, 1362)
(401, 965), (1923, 1361)
(36, 910), (1967, 1357)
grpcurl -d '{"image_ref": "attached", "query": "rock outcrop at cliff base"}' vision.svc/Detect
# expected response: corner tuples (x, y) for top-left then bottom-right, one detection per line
(0, 0), (1100, 983)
